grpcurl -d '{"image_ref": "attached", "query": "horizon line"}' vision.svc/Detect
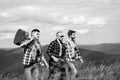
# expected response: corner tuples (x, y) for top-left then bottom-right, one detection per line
(0, 42), (120, 49)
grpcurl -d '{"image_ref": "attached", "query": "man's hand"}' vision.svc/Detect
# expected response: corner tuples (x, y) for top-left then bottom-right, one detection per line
(80, 58), (84, 63)
(79, 56), (84, 63)
(30, 37), (35, 41)
(52, 56), (59, 62)
(46, 63), (49, 69)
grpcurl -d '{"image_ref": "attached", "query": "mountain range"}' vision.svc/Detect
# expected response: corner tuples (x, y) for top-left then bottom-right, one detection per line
(79, 43), (120, 55)
(0, 43), (120, 73)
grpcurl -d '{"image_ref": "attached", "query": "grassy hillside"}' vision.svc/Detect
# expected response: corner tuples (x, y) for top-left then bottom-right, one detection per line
(0, 48), (23, 72)
(1, 62), (120, 80)
(1, 44), (120, 72)
(0, 43), (120, 80)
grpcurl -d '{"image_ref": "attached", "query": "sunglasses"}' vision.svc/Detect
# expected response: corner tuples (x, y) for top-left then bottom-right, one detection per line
(60, 35), (64, 38)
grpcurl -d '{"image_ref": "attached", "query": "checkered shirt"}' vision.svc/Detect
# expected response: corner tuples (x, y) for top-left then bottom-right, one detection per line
(23, 46), (33, 65)
(65, 40), (83, 62)
(22, 40), (42, 66)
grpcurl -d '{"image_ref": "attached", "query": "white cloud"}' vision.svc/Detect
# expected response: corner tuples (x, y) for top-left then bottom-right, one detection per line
(71, 16), (86, 24)
(76, 29), (89, 34)
(0, 5), (106, 28)
(0, 12), (11, 18)
(49, 12), (106, 26)
(87, 17), (106, 27)
(59, 15), (86, 25)
(0, 5), (42, 19)
(0, 25), (32, 34)
(11, 5), (42, 15)
(19, 6), (41, 12)
(15, 25), (32, 31)
(93, 0), (111, 4)
(0, 25), (32, 40)
(59, 15), (106, 27)
(60, 16), (70, 24)
(51, 26), (66, 31)
(0, 33), (14, 40)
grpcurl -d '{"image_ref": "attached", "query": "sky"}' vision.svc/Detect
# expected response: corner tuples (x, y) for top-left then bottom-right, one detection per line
(0, 0), (120, 48)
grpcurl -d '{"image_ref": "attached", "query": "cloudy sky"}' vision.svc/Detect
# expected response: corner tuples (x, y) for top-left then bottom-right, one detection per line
(0, 0), (120, 48)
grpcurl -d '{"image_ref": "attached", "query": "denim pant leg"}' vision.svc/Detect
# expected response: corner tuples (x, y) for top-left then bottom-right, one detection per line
(67, 61), (77, 80)
(24, 66), (32, 80)
(48, 65), (55, 79)
(32, 64), (39, 80)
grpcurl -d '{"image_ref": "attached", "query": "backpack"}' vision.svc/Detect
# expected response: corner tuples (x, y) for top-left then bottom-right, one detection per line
(13, 29), (29, 46)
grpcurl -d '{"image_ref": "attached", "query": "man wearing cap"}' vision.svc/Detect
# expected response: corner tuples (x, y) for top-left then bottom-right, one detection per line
(65, 30), (83, 80)
(47, 31), (66, 80)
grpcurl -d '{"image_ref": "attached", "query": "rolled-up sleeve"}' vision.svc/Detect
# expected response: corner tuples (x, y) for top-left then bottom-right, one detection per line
(75, 47), (80, 55)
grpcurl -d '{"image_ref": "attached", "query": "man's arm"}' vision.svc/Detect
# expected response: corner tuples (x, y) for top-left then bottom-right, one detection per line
(47, 42), (59, 62)
(47, 42), (54, 57)
(35, 41), (49, 67)
(20, 37), (34, 47)
(41, 56), (49, 68)
(75, 47), (84, 63)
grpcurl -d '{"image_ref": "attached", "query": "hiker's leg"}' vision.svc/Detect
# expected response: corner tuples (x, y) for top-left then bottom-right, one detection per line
(32, 64), (39, 80)
(59, 67), (67, 80)
(47, 65), (55, 80)
(65, 63), (69, 80)
(24, 66), (32, 80)
(67, 62), (77, 80)
(59, 62), (69, 80)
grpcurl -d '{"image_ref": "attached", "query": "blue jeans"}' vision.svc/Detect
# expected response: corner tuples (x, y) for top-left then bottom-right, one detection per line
(24, 64), (39, 80)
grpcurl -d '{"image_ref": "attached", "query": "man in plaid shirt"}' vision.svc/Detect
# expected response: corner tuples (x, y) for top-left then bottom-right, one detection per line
(65, 30), (83, 80)
(20, 29), (48, 80)
(47, 31), (66, 80)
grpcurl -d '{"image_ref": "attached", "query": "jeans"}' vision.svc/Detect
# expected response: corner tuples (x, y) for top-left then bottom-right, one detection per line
(48, 60), (66, 80)
(66, 61), (77, 80)
(24, 64), (39, 80)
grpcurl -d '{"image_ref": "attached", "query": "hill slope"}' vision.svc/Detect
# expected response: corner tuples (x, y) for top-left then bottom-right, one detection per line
(1, 43), (120, 73)
(79, 43), (120, 55)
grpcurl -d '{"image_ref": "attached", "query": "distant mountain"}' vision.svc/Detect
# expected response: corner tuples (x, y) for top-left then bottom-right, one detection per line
(79, 48), (120, 65)
(0, 48), (24, 73)
(42, 45), (120, 65)
(0, 43), (120, 73)
(78, 43), (120, 55)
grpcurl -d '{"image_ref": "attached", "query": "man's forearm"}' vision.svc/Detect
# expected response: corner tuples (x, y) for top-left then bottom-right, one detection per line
(42, 56), (49, 68)
(50, 54), (59, 62)
(51, 55), (56, 59)
(20, 38), (34, 47)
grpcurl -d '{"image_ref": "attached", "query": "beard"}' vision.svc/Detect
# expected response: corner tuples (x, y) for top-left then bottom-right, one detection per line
(71, 37), (75, 42)
(58, 38), (63, 43)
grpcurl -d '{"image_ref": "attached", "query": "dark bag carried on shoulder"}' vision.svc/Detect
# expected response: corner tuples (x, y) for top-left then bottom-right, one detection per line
(13, 29), (29, 46)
